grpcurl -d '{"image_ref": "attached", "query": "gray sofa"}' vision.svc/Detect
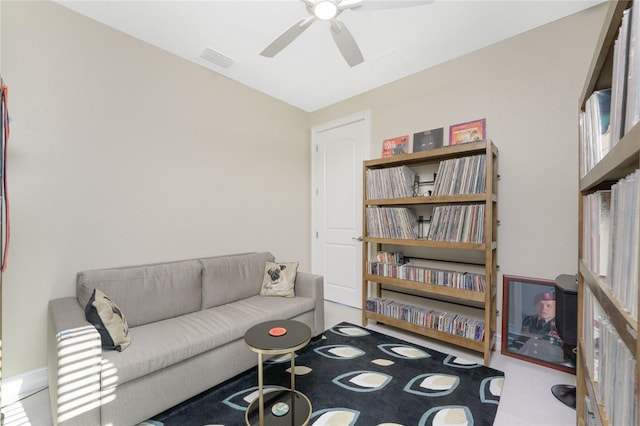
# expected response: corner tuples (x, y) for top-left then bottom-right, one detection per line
(47, 251), (324, 426)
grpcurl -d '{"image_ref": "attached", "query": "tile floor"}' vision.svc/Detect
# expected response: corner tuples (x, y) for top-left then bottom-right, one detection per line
(1, 300), (577, 425)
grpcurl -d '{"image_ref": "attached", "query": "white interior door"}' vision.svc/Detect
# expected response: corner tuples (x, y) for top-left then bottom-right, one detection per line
(311, 111), (370, 308)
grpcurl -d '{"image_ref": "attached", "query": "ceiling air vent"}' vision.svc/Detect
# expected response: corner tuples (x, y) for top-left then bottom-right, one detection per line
(199, 47), (234, 69)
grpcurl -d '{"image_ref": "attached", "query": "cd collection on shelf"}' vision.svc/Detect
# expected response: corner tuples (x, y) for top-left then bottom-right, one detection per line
(367, 260), (486, 292)
(366, 165), (417, 199)
(365, 297), (485, 341)
(426, 204), (485, 243)
(373, 250), (407, 264)
(432, 154), (486, 196)
(583, 285), (637, 426)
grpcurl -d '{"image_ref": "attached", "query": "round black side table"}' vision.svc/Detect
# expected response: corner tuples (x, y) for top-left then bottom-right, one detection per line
(244, 320), (312, 426)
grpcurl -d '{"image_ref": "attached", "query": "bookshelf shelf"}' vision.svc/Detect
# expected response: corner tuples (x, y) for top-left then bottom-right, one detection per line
(363, 236), (486, 251)
(577, 1), (640, 425)
(365, 193), (490, 206)
(364, 273), (486, 303)
(580, 124), (640, 191)
(365, 311), (487, 352)
(579, 261), (637, 353)
(362, 140), (498, 366)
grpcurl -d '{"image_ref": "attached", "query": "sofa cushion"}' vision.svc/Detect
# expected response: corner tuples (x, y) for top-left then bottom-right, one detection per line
(85, 288), (131, 351)
(200, 252), (275, 309)
(100, 294), (316, 388)
(77, 259), (203, 327)
(260, 261), (298, 297)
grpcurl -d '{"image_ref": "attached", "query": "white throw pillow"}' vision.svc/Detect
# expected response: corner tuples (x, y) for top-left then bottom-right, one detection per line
(260, 261), (298, 297)
(85, 288), (131, 351)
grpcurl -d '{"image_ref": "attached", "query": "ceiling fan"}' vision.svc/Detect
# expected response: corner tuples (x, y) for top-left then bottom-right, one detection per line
(260, 0), (433, 67)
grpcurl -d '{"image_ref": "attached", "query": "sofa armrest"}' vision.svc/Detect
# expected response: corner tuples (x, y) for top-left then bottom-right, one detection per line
(48, 297), (102, 426)
(294, 272), (324, 337)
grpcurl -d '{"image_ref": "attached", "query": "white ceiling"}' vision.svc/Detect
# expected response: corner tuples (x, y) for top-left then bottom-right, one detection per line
(55, 0), (605, 112)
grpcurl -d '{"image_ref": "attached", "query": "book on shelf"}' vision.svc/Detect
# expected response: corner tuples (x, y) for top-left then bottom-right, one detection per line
(382, 135), (409, 157)
(607, 169), (639, 320)
(432, 154), (486, 196)
(373, 251), (407, 264)
(366, 165), (417, 199)
(412, 127), (444, 152)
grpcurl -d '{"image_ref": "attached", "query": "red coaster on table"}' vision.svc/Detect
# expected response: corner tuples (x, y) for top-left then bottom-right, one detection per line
(269, 327), (287, 337)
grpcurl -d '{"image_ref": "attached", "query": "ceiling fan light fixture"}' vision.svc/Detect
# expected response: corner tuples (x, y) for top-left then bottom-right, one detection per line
(314, 1), (338, 20)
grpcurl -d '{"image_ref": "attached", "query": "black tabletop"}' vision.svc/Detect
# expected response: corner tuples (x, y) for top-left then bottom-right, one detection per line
(244, 320), (311, 352)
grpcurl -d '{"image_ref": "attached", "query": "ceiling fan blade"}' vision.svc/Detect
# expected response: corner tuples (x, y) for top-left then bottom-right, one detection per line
(330, 20), (364, 67)
(260, 16), (317, 58)
(339, 0), (433, 11)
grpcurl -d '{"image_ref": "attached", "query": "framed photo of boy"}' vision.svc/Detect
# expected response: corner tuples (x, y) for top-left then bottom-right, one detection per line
(501, 274), (576, 373)
(449, 118), (486, 145)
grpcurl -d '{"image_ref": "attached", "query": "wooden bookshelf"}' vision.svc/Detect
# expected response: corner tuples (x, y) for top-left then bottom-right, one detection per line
(577, 1), (640, 425)
(361, 140), (498, 366)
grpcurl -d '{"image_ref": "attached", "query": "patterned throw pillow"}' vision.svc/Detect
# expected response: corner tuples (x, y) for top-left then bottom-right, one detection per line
(85, 288), (131, 351)
(260, 261), (298, 297)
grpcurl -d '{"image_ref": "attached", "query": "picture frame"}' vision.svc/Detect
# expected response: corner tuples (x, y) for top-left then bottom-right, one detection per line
(449, 118), (486, 145)
(412, 127), (444, 152)
(501, 274), (576, 374)
(382, 135), (409, 157)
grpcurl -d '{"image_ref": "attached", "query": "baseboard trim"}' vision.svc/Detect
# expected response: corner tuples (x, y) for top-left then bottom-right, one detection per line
(2, 367), (48, 406)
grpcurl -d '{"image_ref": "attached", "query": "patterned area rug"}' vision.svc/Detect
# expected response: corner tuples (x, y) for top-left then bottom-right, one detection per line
(147, 321), (504, 425)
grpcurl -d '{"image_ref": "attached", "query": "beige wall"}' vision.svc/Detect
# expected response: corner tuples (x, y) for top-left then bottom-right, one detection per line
(1, 1), (310, 377)
(311, 3), (608, 321)
(1, 0), (608, 379)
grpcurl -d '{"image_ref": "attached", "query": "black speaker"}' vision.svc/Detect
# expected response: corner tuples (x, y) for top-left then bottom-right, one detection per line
(555, 274), (578, 360)
(551, 274), (579, 409)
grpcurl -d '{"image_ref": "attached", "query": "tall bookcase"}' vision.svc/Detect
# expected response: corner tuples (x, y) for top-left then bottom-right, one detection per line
(577, 1), (640, 425)
(361, 140), (498, 366)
